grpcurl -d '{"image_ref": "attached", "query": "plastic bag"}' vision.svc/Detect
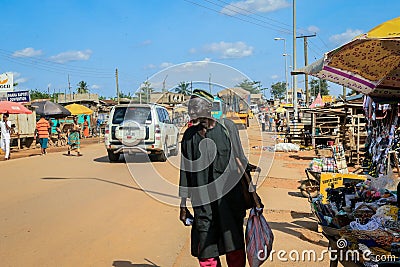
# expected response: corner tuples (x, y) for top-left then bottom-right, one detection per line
(245, 208), (274, 267)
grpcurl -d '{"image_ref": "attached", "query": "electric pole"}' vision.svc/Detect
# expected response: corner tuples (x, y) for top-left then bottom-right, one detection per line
(292, 0), (298, 121)
(115, 68), (120, 104)
(68, 74), (71, 95)
(297, 34), (316, 105)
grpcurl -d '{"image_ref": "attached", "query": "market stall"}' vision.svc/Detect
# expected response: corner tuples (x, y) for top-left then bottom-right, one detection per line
(294, 17), (400, 266)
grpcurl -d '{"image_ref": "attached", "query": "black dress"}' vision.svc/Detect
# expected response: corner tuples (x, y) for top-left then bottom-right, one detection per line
(179, 119), (248, 259)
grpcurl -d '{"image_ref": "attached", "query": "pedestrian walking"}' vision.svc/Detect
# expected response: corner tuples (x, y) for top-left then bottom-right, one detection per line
(179, 89), (260, 267)
(67, 116), (82, 156)
(260, 113), (266, 132)
(83, 115), (90, 138)
(0, 113), (11, 160)
(269, 116), (273, 132)
(35, 115), (51, 155)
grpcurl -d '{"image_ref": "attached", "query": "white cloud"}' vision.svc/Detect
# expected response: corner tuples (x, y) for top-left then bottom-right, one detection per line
(181, 58), (212, 69)
(160, 62), (174, 68)
(144, 64), (157, 70)
(141, 40), (152, 46)
(14, 77), (28, 84)
(204, 41), (253, 59)
(91, 84), (100, 89)
(329, 29), (363, 46)
(10, 72), (28, 84)
(11, 72), (21, 78)
(221, 0), (290, 15)
(189, 48), (197, 54)
(271, 74), (279, 79)
(12, 47), (42, 57)
(49, 49), (92, 63)
(307, 25), (320, 33)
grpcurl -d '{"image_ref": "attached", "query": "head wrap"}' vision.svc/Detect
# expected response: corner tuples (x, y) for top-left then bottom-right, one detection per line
(190, 89), (214, 103)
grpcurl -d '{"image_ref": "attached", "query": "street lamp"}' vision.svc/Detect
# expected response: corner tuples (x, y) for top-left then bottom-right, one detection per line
(274, 37), (289, 103)
(283, 53), (292, 103)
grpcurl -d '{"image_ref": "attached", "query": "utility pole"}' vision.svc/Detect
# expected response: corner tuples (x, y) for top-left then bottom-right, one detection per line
(343, 85), (346, 102)
(297, 34), (316, 105)
(115, 68), (120, 104)
(68, 74), (71, 96)
(292, 0), (298, 121)
(274, 38), (288, 103)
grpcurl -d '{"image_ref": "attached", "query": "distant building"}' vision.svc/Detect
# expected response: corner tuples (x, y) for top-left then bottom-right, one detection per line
(149, 92), (187, 105)
(287, 88), (304, 103)
(58, 93), (99, 104)
(250, 93), (263, 105)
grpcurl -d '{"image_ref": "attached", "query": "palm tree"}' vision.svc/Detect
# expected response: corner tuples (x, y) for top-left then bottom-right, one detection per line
(76, 81), (89, 94)
(175, 81), (191, 95)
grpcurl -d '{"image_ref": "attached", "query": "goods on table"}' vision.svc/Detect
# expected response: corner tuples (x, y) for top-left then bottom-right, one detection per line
(310, 176), (399, 265)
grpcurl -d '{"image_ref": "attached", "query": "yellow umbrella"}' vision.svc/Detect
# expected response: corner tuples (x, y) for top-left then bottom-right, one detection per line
(292, 17), (400, 98)
(65, 103), (93, 115)
(275, 106), (286, 113)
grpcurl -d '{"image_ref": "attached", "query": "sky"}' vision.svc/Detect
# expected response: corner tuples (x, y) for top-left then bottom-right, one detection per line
(2, 0), (400, 99)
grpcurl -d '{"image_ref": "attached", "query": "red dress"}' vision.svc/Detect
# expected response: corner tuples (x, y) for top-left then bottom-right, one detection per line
(83, 121), (89, 137)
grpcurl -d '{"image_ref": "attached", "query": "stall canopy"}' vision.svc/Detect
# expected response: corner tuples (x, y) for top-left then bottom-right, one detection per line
(31, 101), (71, 117)
(65, 103), (93, 115)
(309, 93), (325, 108)
(0, 101), (32, 114)
(292, 16), (400, 99)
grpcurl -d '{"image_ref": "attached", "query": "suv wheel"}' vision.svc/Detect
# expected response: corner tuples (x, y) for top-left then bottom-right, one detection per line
(108, 150), (120, 162)
(158, 142), (168, 162)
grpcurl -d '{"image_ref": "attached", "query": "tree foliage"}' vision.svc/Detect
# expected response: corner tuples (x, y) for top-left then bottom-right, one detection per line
(137, 81), (154, 103)
(30, 89), (51, 100)
(309, 79), (329, 96)
(270, 81), (286, 100)
(175, 81), (191, 95)
(236, 79), (260, 94)
(76, 81), (89, 94)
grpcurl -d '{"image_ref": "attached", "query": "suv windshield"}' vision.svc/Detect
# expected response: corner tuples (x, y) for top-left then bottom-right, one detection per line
(112, 107), (152, 124)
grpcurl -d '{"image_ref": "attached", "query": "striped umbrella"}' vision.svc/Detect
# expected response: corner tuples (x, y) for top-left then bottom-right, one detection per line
(245, 208), (274, 267)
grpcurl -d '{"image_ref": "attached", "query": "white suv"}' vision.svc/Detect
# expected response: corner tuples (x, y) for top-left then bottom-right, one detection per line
(104, 103), (179, 162)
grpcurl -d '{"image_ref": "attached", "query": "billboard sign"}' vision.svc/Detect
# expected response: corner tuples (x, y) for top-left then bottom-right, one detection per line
(0, 72), (13, 91)
(7, 91), (30, 103)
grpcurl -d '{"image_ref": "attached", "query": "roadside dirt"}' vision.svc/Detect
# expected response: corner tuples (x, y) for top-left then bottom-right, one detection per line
(1, 138), (101, 161)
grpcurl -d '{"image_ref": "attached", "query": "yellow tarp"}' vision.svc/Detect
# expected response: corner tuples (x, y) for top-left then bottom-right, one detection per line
(65, 103), (93, 115)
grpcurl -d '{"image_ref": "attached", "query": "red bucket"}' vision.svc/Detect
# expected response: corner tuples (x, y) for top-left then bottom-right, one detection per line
(327, 141), (334, 146)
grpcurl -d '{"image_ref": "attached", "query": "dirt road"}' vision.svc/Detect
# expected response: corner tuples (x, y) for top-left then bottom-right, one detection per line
(0, 122), (332, 267)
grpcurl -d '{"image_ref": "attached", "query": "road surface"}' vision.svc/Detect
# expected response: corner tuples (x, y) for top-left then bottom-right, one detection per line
(0, 124), (331, 266)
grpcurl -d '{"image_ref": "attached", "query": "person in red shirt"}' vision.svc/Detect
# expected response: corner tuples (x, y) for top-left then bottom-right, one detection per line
(35, 115), (51, 155)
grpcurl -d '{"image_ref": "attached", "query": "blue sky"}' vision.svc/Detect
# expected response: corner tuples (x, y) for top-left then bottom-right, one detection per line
(2, 0), (400, 98)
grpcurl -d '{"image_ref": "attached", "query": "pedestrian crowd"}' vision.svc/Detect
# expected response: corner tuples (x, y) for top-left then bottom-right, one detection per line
(0, 114), (96, 160)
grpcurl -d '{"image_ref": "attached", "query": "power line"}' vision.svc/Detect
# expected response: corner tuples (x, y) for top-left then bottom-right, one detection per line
(183, 0), (291, 34)
(207, 0), (292, 33)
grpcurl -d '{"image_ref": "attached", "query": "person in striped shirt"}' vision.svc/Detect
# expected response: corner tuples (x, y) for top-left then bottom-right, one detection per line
(35, 115), (51, 155)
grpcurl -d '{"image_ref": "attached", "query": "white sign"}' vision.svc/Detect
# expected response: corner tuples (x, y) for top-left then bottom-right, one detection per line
(0, 72), (13, 91)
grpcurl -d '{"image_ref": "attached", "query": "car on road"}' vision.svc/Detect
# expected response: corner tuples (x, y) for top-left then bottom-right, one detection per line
(250, 104), (259, 115)
(104, 103), (179, 162)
